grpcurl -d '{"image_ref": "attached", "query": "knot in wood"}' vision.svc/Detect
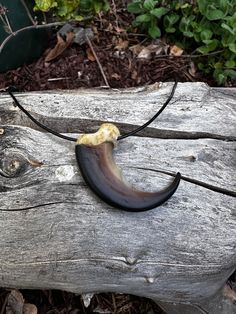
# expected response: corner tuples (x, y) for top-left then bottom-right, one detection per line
(0, 150), (29, 178)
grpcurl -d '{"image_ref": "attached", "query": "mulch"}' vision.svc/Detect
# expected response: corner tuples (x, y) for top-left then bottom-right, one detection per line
(0, 2), (218, 92)
(0, 289), (165, 313)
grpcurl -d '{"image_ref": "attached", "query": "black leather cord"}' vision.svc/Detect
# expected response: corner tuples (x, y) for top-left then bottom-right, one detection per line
(7, 81), (178, 142)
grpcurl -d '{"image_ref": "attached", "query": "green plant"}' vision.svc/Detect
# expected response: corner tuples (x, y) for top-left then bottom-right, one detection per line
(127, 0), (169, 38)
(34, 0), (109, 20)
(127, 0), (236, 85)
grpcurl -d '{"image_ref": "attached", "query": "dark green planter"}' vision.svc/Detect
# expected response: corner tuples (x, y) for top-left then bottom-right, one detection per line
(0, 0), (48, 72)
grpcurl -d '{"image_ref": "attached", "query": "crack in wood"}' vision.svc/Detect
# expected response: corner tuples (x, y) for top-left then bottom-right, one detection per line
(1, 113), (235, 141)
(0, 258), (224, 269)
(0, 201), (67, 211)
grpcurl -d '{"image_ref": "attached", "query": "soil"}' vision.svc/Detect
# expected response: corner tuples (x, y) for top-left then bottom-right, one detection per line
(0, 289), (165, 314)
(0, 1), (220, 92)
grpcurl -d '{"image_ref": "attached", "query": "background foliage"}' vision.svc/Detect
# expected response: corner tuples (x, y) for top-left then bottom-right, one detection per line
(127, 0), (236, 85)
(34, 0), (236, 85)
(34, 0), (109, 20)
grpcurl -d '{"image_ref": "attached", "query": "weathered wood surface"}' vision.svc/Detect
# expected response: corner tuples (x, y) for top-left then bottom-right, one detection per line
(0, 82), (235, 313)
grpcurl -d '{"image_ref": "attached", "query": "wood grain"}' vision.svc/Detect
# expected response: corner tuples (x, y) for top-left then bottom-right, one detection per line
(0, 82), (235, 313)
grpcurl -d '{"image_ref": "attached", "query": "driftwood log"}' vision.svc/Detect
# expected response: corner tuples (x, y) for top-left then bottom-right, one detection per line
(0, 82), (235, 314)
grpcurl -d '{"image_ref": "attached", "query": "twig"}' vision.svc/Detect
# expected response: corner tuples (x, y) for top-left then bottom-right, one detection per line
(0, 14), (5, 27)
(0, 21), (68, 53)
(85, 35), (110, 88)
(112, 293), (117, 314)
(111, 0), (119, 29)
(0, 19), (94, 53)
(48, 77), (71, 81)
(0, 292), (9, 314)
(154, 50), (224, 59)
(0, 6), (13, 34)
(97, 27), (147, 37)
(20, 0), (36, 25)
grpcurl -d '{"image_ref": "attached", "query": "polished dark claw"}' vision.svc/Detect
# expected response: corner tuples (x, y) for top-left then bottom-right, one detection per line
(76, 123), (181, 212)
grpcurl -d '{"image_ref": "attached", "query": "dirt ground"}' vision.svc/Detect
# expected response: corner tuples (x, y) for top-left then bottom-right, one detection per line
(0, 1), (220, 92)
(0, 289), (165, 314)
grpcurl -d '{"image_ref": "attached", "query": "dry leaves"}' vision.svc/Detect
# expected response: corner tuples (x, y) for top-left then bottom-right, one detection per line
(86, 47), (96, 61)
(130, 43), (169, 59)
(170, 45), (184, 56)
(45, 32), (75, 62)
(223, 284), (236, 301)
(115, 38), (129, 50)
(111, 73), (121, 80)
(6, 290), (37, 314)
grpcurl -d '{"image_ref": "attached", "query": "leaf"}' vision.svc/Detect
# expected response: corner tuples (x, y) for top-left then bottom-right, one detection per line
(183, 31), (194, 37)
(94, 1), (103, 13)
(221, 33), (235, 47)
(221, 23), (235, 35)
(170, 45), (184, 56)
(200, 29), (213, 41)
(218, 0), (228, 12)
(129, 43), (144, 55)
(115, 39), (129, 50)
(56, 0), (80, 18)
(137, 44), (163, 58)
(214, 71), (225, 85)
(114, 26), (126, 33)
(7, 290), (24, 314)
(229, 43), (236, 53)
(165, 13), (179, 25)
(214, 68), (236, 85)
(206, 8), (224, 21)
(73, 14), (84, 21)
(197, 39), (219, 53)
(93, 0), (109, 14)
(103, 1), (110, 12)
(86, 47), (96, 61)
(143, 0), (157, 11)
(150, 7), (169, 18)
(111, 73), (121, 80)
(166, 27), (176, 33)
(34, 0), (57, 11)
(197, 62), (206, 71)
(45, 32), (75, 62)
(193, 32), (201, 42)
(135, 13), (151, 23)
(197, 0), (207, 15)
(137, 47), (153, 59)
(23, 303), (38, 314)
(214, 62), (223, 69)
(179, 16), (195, 37)
(225, 60), (236, 68)
(127, 1), (143, 14)
(224, 69), (236, 79)
(164, 14), (179, 32)
(148, 25), (161, 38)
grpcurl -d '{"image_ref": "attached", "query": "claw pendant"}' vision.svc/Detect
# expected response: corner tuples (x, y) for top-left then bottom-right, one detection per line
(75, 123), (181, 212)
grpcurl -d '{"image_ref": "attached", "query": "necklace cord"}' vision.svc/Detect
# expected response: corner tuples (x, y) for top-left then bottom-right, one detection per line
(6, 81), (177, 142)
(8, 90), (77, 142)
(118, 81), (177, 140)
